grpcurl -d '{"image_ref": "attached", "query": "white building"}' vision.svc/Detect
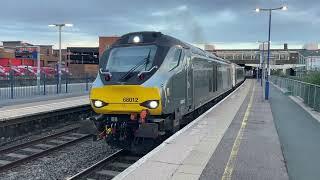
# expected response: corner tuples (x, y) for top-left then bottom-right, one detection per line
(299, 43), (320, 71)
(305, 56), (320, 71)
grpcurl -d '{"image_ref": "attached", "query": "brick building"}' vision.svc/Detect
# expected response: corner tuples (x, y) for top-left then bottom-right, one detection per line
(99, 36), (119, 57)
(53, 49), (68, 65)
(0, 41), (66, 67)
(66, 47), (99, 77)
(38, 45), (58, 66)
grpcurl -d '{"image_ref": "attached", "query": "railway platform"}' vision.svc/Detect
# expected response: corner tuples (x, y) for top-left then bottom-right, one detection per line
(114, 79), (320, 180)
(0, 93), (90, 140)
(0, 92), (88, 107)
(0, 94), (89, 122)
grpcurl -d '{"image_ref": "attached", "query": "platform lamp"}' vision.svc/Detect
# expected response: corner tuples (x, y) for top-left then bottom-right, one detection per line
(48, 23), (73, 93)
(257, 41), (268, 87)
(255, 5), (287, 100)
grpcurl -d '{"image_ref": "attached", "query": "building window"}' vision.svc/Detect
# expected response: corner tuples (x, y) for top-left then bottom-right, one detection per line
(226, 55), (233, 60)
(235, 54), (242, 60)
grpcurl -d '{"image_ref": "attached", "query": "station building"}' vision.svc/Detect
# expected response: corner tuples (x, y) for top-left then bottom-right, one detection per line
(62, 36), (119, 76)
(298, 43), (320, 72)
(0, 41), (60, 67)
(66, 47), (99, 77)
(205, 43), (320, 76)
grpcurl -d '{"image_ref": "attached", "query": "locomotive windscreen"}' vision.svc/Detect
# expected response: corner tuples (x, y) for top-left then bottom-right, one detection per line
(103, 45), (157, 72)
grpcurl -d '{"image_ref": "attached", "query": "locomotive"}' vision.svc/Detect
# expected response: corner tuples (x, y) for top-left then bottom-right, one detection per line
(89, 32), (245, 152)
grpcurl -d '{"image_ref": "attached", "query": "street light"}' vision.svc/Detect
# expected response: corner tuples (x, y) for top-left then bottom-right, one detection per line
(255, 5), (287, 100)
(48, 23), (73, 93)
(257, 41), (269, 87)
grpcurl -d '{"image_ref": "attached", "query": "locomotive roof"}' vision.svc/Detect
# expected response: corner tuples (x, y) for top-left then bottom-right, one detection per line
(112, 31), (231, 64)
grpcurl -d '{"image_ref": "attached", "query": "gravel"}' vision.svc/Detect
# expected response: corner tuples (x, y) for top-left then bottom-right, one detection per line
(0, 122), (81, 151)
(0, 138), (119, 180)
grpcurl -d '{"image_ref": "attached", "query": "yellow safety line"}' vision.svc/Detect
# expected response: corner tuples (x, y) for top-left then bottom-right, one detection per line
(221, 82), (255, 180)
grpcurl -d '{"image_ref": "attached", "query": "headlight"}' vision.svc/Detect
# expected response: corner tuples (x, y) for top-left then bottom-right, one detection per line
(140, 100), (159, 109)
(133, 36), (141, 43)
(92, 100), (107, 108)
(149, 101), (158, 109)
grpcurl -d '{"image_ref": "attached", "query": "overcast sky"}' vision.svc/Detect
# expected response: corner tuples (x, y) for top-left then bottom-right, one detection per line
(0, 0), (319, 49)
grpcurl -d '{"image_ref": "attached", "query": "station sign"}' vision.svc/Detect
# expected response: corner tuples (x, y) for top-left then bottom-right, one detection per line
(15, 46), (38, 59)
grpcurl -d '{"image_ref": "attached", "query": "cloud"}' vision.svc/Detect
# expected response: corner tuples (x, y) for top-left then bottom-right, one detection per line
(148, 5), (206, 43)
(278, 6), (320, 25)
(0, 0), (320, 48)
(151, 4), (188, 17)
(176, 5), (188, 11)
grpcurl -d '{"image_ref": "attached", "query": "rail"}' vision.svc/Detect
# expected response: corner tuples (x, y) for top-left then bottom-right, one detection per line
(0, 128), (91, 172)
(270, 76), (320, 112)
(67, 149), (142, 180)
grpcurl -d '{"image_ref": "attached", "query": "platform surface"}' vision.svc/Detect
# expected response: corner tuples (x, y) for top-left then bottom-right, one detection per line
(0, 92), (88, 107)
(269, 84), (320, 180)
(115, 79), (288, 180)
(200, 81), (288, 180)
(0, 95), (89, 121)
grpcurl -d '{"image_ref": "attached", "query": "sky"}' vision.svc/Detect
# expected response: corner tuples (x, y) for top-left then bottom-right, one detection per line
(0, 0), (319, 49)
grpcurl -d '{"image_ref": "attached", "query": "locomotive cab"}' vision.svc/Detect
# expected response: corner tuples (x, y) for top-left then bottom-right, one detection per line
(90, 32), (178, 151)
(90, 32), (174, 116)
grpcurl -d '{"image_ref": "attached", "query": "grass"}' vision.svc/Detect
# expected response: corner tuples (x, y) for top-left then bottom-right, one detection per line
(272, 70), (320, 86)
(300, 72), (320, 85)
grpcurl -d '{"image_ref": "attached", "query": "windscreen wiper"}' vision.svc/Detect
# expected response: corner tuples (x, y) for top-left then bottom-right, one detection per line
(119, 49), (151, 81)
(144, 51), (151, 70)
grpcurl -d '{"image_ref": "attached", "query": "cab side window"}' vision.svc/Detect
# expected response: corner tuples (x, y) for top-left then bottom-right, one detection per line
(168, 48), (182, 71)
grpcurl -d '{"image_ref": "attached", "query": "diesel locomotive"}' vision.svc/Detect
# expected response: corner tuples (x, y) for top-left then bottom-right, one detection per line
(89, 31), (245, 152)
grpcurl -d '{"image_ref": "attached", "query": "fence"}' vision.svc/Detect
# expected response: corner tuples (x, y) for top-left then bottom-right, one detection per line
(271, 76), (320, 112)
(0, 72), (95, 100)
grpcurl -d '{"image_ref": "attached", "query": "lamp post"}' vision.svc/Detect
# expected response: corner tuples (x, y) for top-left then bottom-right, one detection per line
(48, 23), (73, 93)
(255, 6), (287, 100)
(257, 41), (268, 87)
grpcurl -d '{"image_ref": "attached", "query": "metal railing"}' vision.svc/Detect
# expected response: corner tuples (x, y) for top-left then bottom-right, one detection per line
(271, 76), (320, 112)
(0, 73), (95, 100)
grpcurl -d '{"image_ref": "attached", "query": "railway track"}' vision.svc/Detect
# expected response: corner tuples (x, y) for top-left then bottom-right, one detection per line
(0, 127), (91, 172)
(68, 149), (142, 180)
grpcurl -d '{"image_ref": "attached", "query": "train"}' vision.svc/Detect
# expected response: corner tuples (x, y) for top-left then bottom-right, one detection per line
(88, 32), (245, 152)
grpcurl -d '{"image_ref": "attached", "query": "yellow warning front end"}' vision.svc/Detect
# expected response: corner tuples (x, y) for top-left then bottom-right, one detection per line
(90, 85), (162, 115)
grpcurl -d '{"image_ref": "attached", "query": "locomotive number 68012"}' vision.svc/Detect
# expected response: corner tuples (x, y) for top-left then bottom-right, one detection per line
(123, 97), (139, 102)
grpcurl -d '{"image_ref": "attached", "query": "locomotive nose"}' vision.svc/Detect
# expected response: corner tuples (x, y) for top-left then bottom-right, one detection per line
(90, 85), (162, 115)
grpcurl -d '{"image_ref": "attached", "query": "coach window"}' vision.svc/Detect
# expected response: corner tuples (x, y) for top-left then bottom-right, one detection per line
(168, 48), (182, 71)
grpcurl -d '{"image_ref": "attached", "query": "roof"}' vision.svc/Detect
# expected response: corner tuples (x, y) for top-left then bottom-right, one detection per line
(210, 48), (302, 52)
(99, 36), (120, 38)
(2, 41), (22, 43)
(298, 49), (320, 57)
(35, 45), (53, 47)
(67, 47), (99, 53)
(112, 31), (230, 64)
